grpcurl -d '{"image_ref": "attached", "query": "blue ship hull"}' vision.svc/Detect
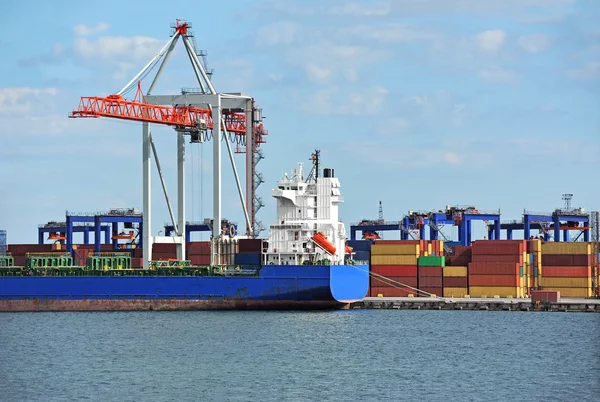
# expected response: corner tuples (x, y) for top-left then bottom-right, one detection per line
(0, 264), (369, 311)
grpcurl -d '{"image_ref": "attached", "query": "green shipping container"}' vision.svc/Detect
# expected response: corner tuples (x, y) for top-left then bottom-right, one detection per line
(417, 255), (445, 267)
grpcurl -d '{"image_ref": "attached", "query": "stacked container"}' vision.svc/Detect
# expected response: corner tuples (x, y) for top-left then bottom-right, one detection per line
(443, 266), (468, 297)
(468, 240), (525, 298)
(541, 242), (593, 298)
(152, 243), (177, 261)
(527, 239), (542, 291)
(370, 240), (420, 297)
(446, 245), (472, 267)
(347, 240), (371, 263)
(417, 255), (444, 296)
(234, 239), (263, 266)
(187, 241), (212, 266)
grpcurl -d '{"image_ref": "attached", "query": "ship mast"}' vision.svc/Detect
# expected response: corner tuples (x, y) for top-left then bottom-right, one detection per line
(305, 149), (320, 183)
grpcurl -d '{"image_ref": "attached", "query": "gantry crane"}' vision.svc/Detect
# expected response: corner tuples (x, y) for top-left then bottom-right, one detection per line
(69, 19), (268, 268)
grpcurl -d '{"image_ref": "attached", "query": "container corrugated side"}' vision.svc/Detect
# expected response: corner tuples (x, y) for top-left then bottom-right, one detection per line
(370, 276), (417, 288)
(417, 256), (445, 267)
(371, 244), (420, 256)
(371, 255), (418, 265)
(469, 286), (520, 298)
(542, 266), (592, 278)
(469, 275), (520, 287)
(371, 265), (417, 277)
(443, 266), (468, 277)
(541, 277), (592, 288)
(442, 276), (468, 287)
(541, 242), (591, 255)
(540, 287), (592, 298)
(370, 286), (417, 297)
(443, 287), (469, 297)
(468, 262), (520, 276)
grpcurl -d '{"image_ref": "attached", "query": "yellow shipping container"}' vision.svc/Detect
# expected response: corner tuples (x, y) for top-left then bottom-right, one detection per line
(371, 255), (418, 265)
(443, 287), (468, 297)
(541, 277), (592, 288)
(371, 244), (420, 256)
(469, 286), (519, 298)
(541, 242), (591, 255)
(443, 266), (468, 277)
(530, 239), (541, 252)
(542, 287), (593, 298)
(427, 243), (432, 255)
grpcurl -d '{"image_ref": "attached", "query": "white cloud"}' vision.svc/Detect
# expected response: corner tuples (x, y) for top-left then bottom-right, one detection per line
(337, 24), (434, 43)
(479, 67), (516, 82)
(73, 36), (163, 62)
(567, 62), (600, 79)
(306, 86), (389, 116)
(475, 30), (507, 52)
(256, 21), (301, 46)
(330, 2), (392, 17)
(305, 64), (332, 82)
(73, 23), (109, 36)
(517, 34), (552, 53)
(444, 152), (461, 165)
(0, 87), (57, 115)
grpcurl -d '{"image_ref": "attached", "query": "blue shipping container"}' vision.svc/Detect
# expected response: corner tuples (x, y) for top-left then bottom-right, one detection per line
(347, 240), (372, 252)
(353, 250), (370, 262)
(234, 253), (261, 265)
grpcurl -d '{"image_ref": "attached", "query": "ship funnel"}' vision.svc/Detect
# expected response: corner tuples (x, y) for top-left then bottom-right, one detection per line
(323, 168), (334, 178)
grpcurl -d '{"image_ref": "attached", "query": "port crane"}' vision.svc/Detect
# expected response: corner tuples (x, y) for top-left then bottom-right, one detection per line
(69, 19), (268, 269)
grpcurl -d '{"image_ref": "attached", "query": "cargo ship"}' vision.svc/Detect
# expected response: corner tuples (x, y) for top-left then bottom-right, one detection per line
(0, 154), (369, 311)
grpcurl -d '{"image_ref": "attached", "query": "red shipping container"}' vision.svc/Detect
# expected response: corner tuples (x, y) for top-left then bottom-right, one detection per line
(190, 255), (211, 266)
(469, 274), (519, 287)
(468, 262), (520, 276)
(446, 255), (471, 266)
(541, 266), (591, 278)
(187, 241), (211, 254)
(541, 254), (591, 266)
(419, 287), (443, 296)
(418, 266), (443, 277)
(131, 258), (143, 269)
(443, 276), (468, 288)
(531, 290), (560, 303)
(472, 240), (525, 255)
(452, 246), (472, 256)
(238, 239), (263, 254)
(472, 254), (523, 264)
(13, 255), (25, 266)
(153, 243), (176, 253)
(418, 276), (443, 287)
(371, 276), (418, 288)
(371, 265), (417, 277)
(370, 286), (417, 297)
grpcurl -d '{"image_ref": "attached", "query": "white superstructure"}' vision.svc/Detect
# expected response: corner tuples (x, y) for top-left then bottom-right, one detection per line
(265, 151), (347, 265)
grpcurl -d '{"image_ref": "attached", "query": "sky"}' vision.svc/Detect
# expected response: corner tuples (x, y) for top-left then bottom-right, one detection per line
(0, 0), (599, 244)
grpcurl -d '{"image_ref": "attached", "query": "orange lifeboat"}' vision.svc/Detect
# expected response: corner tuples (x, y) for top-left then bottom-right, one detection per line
(312, 232), (337, 255)
(345, 245), (353, 254)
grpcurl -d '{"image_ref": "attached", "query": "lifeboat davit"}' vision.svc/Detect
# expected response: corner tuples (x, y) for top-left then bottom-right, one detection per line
(312, 232), (337, 255)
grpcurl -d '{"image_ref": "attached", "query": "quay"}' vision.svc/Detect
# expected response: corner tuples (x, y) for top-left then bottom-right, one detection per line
(349, 297), (600, 312)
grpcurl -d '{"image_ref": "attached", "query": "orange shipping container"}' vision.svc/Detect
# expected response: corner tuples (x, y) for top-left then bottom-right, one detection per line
(468, 262), (520, 276)
(371, 265), (417, 277)
(370, 286), (417, 297)
(542, 266), (592, 278)
(370, 276), (418, 288)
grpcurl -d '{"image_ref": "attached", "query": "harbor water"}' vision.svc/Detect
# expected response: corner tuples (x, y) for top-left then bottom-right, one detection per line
(1, 310), (598, 401)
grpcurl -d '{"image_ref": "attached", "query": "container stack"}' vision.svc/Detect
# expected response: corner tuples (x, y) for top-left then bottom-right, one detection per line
(445, 245), (472, 267)
(443, 266), (468, 297)
(526, 239), (542, 292)
(369, 240), (420, 297)
(234, 239), (263, 266)
(347, 240), (372, 262)
(187, 241), (212, 266)
(540, 242), (593, 298)
(152, 243), (177, 261)
(468, 240), (525, 298)
(417, 255), (444, 297)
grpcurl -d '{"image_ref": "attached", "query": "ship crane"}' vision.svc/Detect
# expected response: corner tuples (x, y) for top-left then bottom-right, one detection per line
(68, 19), (267, 269)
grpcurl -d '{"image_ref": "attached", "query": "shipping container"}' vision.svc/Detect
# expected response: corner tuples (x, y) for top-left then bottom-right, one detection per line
(419, 287), (442, 297)
(443, 287), (469, 298)
(541, 254), (591, 266)
(371, 255), (418, 265)
(446, 255), (472, 266)
(418, 266), (443, 277)
(541, 287), (592, 298)
(471, 254), (523, 263)
(469, 275), (520, 287)
(531, 290), (560, 303)
(443, 276), (468, 288)
(190, 255), (211, 266)
(346, 240), (372, 252)
(468, 262), (520, 276)
(541, 242), (592, 255)
(443, 266), (468, 277)
(472, 240), (525, 255)
(234, 253), (261, 265)
(418, 276), (443, 288)
(353, 250), (371, 261)
(541, 277), (592, 288)
(371, 276), (418, 288)
(370, 286), (417, 297)
(238, 239), (263, 254)
(418, 255), (445, 267)
(541, 266), (592, 278)
(371, 265), (417, 277)
(469, 286), (520, 298)
(371, 243), (420, 256)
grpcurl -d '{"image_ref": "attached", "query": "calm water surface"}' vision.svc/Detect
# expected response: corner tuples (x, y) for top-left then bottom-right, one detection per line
(1, 310), (598, 401)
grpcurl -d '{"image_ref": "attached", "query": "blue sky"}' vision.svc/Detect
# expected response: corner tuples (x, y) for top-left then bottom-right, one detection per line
(0, 0), (599, 244)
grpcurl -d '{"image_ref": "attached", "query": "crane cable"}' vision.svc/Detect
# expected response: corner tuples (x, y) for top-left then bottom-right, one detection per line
(347, 263), (454, 302)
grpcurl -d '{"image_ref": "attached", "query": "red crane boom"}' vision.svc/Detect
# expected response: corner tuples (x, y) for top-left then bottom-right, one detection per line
(69, 81), (246, 134)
